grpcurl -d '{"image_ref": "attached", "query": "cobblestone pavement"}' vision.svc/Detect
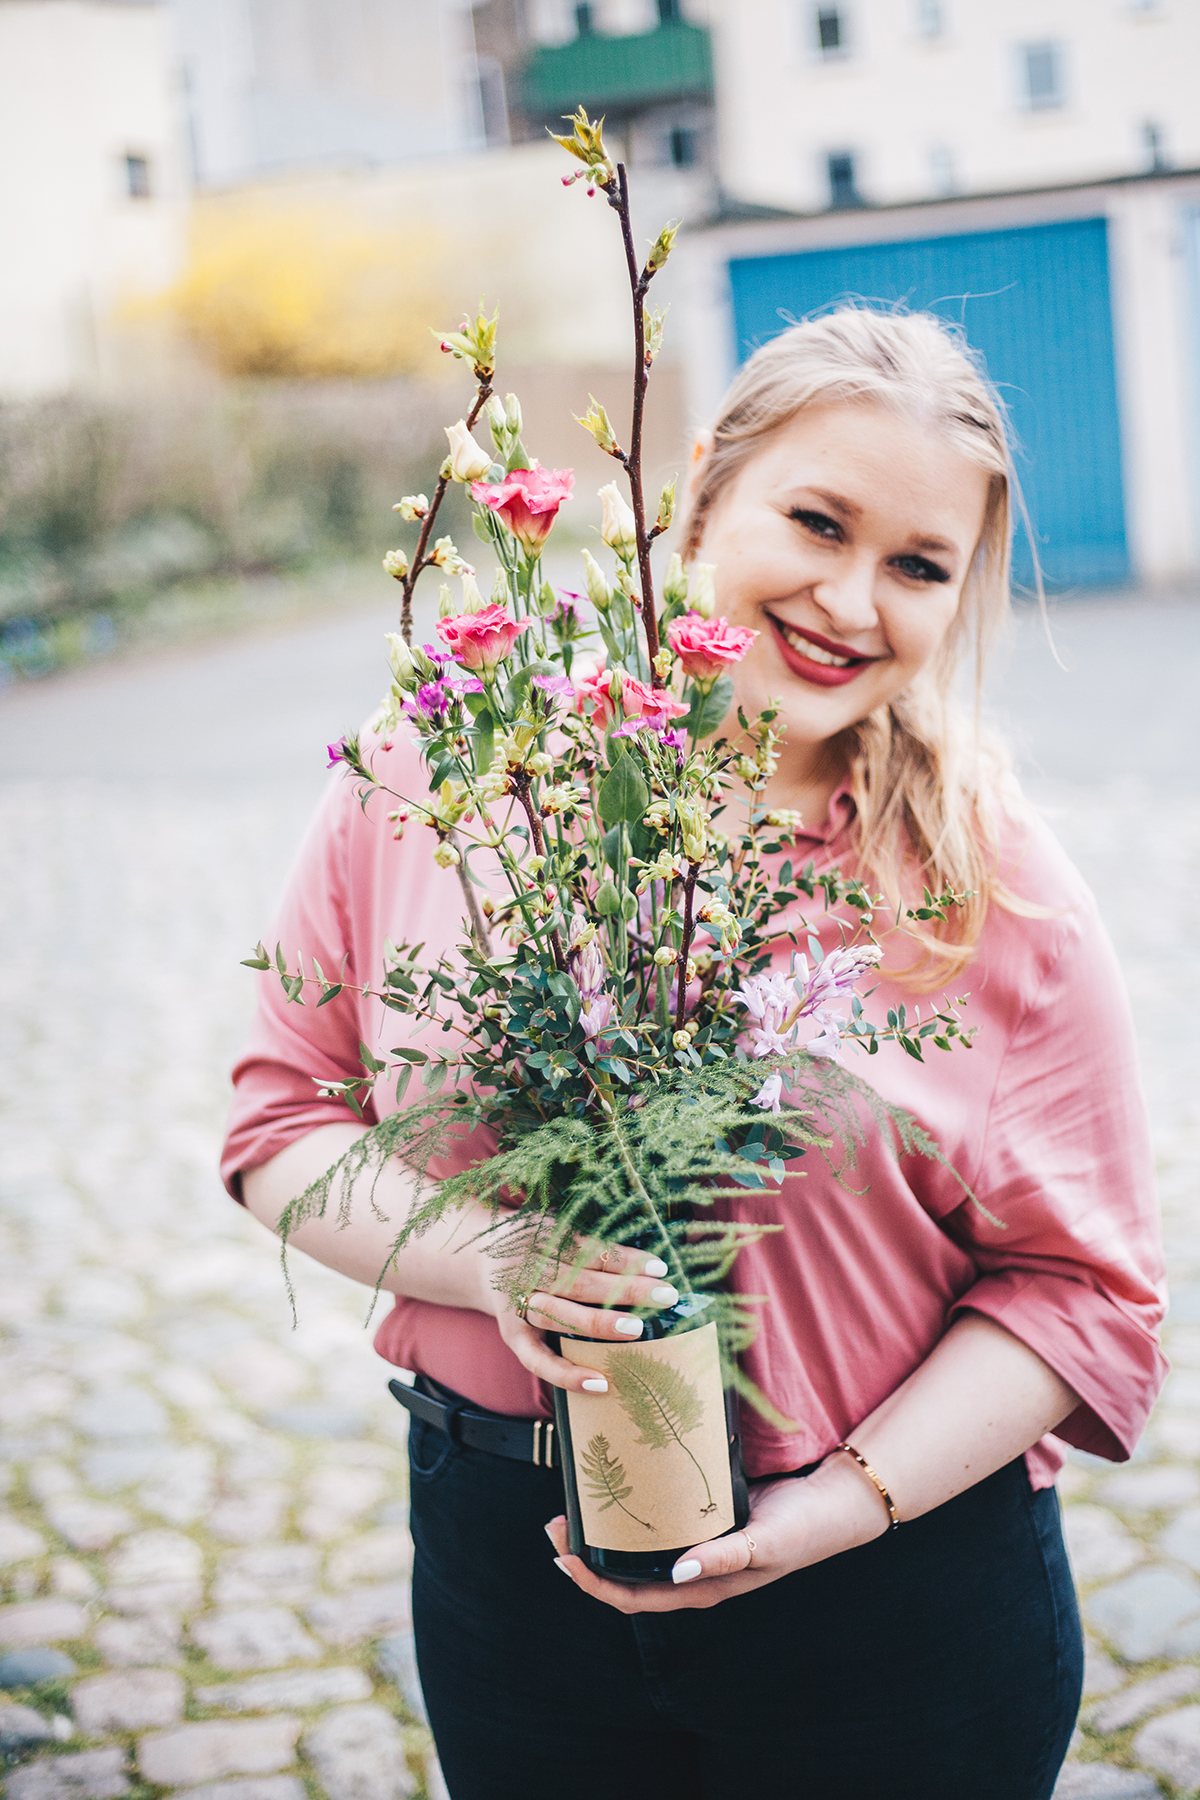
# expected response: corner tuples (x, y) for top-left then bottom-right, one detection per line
(0, 594), (1198, 1798)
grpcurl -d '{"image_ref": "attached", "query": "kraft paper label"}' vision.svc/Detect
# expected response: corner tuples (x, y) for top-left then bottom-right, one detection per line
(561, 1321), (735, 1552)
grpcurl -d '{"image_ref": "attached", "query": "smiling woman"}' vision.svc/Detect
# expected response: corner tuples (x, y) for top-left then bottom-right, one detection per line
(685, 310), (1016, 983)
(228, 304), (1165, 1800)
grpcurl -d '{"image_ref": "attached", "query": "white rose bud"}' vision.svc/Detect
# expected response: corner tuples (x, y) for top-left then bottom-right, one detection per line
(384, 632), (417, 685)
(598, 482), (638, 557)
(505, 392), (523, 431)
(445, 420), (492, 483)
(490, 567), (509, 606)
(438, 583), (456, 619)
(689, 562), (717, 619)
(580, 547), (612, 611)
(460, 571), (487, 614)
(663, 551), (688, 608)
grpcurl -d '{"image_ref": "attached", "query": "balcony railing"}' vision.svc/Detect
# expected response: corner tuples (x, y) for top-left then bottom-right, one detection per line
(519, 21), (713, 119)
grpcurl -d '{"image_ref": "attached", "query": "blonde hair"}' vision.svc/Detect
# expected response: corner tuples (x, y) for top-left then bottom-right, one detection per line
(682, 306), (1027, 985)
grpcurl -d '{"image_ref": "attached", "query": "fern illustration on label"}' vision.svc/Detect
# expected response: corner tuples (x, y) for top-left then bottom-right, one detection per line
(581, 1432), (653, 1530)
(608, 1349), (718, 1516)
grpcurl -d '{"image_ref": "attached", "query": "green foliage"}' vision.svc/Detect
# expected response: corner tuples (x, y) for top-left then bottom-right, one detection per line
(275, 1047), (972, 1420)
(580, 1433), (651, 1528)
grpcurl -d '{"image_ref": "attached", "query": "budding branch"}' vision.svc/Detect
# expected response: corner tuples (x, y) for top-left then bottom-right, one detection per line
(398, 380), (494, 645)
(608, 164), (663, 685)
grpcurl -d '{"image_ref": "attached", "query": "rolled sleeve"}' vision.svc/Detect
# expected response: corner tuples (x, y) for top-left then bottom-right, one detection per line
(946, 893), (1167, 1461)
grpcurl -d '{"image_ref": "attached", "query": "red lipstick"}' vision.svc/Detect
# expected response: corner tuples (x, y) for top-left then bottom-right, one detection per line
(767, 615), (880, 689)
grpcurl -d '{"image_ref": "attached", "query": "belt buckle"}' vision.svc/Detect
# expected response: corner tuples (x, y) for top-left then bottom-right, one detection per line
(531, 1419), (556, 1468)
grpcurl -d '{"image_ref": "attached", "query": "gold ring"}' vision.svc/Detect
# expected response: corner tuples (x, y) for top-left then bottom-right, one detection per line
(597, 1246), (612, 1272)
(741, 1531), (757, 1567)
(516, 1293), (531, 1321)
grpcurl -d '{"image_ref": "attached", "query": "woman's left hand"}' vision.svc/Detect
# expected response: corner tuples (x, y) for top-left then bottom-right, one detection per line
(544, 1466), (880, 1612)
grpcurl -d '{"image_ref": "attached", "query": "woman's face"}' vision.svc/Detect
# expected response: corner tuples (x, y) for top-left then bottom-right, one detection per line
(694, 399), (992, 758)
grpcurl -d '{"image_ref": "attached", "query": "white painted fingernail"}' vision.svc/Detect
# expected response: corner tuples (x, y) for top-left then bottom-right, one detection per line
(553, 1558), (570, 1575)
(643, 1256), (669, 1277)
(672, 1559), (703, 1584)
(613, 1316), (644, 1337)
(648, 1284), (678, 1305)
(581, 1377), (608, 1392)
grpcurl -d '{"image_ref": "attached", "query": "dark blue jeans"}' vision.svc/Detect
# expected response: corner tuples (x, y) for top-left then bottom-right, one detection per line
(409, 1418), (1082, 1799)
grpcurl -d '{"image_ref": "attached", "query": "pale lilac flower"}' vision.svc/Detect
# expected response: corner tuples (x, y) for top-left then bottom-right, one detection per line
(735, 969), (796, 1058)
(579, 992), (614, 1039)
(806, 1008), (845, 1062)
(749, 1070), (784, 1114)
(793, 943), (882, 1015)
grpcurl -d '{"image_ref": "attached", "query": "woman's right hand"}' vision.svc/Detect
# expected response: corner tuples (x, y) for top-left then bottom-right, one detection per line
(490, 1241), (679, 1392)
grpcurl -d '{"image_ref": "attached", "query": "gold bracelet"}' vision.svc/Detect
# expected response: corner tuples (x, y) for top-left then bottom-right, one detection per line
(832, 1442), (901, 1531)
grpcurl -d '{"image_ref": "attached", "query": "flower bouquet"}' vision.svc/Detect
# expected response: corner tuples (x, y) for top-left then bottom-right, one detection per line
(246, 112), (973, 1582)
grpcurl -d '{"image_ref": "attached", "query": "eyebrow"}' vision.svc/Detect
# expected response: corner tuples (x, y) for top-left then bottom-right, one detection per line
(795, 488), (957, 557)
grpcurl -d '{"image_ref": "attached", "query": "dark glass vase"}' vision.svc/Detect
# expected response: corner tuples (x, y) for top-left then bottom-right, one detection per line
(550, 1291), (750, 1586)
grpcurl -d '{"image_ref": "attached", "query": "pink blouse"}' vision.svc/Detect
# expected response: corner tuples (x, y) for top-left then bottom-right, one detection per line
(221, 730), (1167, 1488)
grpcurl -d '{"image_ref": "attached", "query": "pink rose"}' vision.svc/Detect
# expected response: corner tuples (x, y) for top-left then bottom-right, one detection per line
(618, 673), (690, 722)
(436, 605), (531, 671)
(575, 660), (618, 731)
(471, 464), (575, 555)
(575, 662), (691, 731)
(667, 612), (758, 685)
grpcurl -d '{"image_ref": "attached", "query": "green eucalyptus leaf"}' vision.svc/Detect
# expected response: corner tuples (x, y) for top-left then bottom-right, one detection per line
(597, 751), (649, 827)
(472, 710), (495, 773)
(682, 675), (735, 740)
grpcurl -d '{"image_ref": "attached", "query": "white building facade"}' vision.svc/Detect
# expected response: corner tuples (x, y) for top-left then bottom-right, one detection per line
(0, 0), (188, 394)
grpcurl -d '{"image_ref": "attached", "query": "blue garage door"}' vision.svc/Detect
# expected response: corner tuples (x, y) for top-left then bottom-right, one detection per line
(728, 217), (1128, 589)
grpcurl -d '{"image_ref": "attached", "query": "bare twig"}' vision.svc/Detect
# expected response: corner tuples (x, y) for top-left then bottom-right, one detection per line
(674, 862), (700, 1035)
(449, 830), (494, 956)
(512, 775), (567, 971)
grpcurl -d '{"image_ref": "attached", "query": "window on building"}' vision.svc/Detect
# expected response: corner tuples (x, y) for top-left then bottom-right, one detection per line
(477, 57), (509, 147)
(916, 0), (943, 36)
(1020, 41), (1064, 110)
(669, 126), (696, 166)
(1141, 121), (1167, 171)
(125, 153), (151, 199)
(816, 7), (846, 55)
(826, 151), (860, 208)
(574, 3), (594, 35)
(658, 0), (683, 22)
(929, 143), (954, 194)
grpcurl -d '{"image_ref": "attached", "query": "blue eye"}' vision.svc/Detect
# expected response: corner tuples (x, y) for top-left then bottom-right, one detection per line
(893, 555), (950, 584)
(790, 509), (842, 540)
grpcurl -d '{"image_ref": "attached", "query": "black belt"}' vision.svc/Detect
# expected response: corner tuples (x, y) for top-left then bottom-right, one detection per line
(388, 1372), (561, 1469)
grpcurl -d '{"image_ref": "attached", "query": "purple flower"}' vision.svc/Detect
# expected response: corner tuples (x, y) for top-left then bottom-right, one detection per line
(532, 673), (575, 699)
(327, 738), (348, 768)
(403, 681), (450, 727)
